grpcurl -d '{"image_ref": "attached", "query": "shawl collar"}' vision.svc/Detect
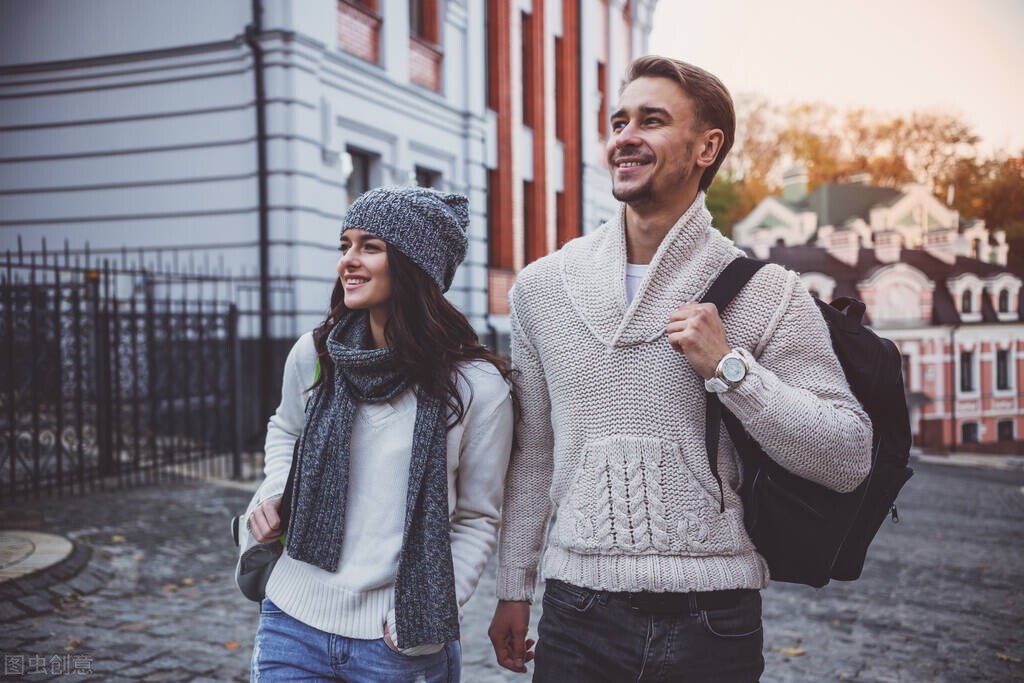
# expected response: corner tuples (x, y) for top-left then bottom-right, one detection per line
(559, 192), (742, 347)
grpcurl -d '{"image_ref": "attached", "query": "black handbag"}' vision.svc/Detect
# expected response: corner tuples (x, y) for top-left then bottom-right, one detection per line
(233, 440), (299, 602)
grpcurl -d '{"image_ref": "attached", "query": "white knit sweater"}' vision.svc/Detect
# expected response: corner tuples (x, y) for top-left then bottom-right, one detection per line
(243, 332), (514, 645)
(496, 194), (873, 601)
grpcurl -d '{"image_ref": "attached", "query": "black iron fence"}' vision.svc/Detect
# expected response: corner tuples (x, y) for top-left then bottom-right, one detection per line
(1, 241), (295, 501)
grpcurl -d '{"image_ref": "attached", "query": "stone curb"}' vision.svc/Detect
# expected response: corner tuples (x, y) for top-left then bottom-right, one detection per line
(0, 537), (115, 622)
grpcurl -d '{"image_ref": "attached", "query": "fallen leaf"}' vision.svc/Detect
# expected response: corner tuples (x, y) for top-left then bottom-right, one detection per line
(996, 652), (1022, 663)
(181, 578), (195, 586)
(206, 574), (219, 582)
(118, 622), (150, 633)
(111, 534), (126, 543)
(65, 637), (83, 652)
(780, 647), (806, 657)
(160, 584), (178, 592)
(224, 641), (240, 650)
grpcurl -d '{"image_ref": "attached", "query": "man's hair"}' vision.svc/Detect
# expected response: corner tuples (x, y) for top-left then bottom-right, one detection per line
(622, 56), (735, 192)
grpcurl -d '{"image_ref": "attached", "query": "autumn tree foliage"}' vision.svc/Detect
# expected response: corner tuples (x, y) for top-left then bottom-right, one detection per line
(708, 95), (1023, 247)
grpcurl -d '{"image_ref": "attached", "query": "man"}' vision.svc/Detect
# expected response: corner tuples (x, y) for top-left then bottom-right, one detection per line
(488, 56), (872, 682)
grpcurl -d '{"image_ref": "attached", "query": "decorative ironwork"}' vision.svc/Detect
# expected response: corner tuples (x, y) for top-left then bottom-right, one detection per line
(0, 243), (297, 501)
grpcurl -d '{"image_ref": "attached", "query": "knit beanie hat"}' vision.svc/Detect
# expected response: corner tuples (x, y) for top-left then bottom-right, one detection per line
(341, 186), (470, 292)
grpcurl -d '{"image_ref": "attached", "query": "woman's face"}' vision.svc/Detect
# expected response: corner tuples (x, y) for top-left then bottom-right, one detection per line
(337, 229), (392, 315)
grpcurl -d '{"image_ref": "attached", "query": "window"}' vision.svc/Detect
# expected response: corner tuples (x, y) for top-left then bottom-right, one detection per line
(961, 289), (972, 313)
(408, 0), (442, 90)
(554, 35), (565, 142)
(999, 289), (1010, 313)
(338, 0), (382, 64)
(961, 422), (979, 443)
(346, 147), (375, 205)
(596, 61), (608, 139)
(414, 166), (441, 189)
(902, 354), (911, 387)
(409, 0), (438, 43)
(521, 11), (535, 127)
(997, 349), (1010, 391)
(960, 351), (974, 392)
(998, 420), (1015, 442)
(485, 0), (500, 111)
(523, 180), (535, 261)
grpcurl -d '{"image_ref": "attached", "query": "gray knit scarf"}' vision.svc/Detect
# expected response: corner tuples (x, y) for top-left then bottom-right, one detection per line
(284, 311), (459, 648)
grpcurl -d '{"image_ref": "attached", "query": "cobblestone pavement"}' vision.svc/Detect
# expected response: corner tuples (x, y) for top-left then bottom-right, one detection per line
(1, 460), (1022, 682)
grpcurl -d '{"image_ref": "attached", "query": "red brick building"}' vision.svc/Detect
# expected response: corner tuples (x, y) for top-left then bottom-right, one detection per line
(485, 0), (659, 320)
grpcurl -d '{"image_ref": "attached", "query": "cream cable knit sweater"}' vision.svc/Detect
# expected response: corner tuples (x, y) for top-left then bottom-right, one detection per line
(496, 194), (873, 601)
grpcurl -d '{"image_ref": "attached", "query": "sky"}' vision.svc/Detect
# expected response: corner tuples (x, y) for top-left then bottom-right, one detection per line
(649, 0), (1024, 155)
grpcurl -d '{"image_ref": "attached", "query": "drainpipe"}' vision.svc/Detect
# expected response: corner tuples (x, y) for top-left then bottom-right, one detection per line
(575, 2), (585, 240)
(246, 0), (272, 429)
(949, 324), (958, 453)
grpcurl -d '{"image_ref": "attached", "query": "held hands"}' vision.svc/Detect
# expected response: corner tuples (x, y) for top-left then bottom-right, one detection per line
(488, 600), (535, 673)
(248, 495), (283, 543)
(667, 302), (731, 380)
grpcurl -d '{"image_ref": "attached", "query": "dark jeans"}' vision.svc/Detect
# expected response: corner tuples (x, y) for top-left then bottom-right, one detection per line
(533, 580), (764, 683)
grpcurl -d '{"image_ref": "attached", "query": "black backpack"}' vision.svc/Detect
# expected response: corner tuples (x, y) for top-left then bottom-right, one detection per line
(701, 257), (914, 588)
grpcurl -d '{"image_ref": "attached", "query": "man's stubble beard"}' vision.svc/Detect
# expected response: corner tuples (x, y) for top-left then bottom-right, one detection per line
(611, 142), (695, 208)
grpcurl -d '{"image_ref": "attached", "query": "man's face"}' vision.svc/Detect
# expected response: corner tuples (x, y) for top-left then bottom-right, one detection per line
(606, 76), (705, 207)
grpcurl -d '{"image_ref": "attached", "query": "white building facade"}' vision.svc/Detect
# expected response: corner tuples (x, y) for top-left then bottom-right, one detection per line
(0, 0), (657, 340)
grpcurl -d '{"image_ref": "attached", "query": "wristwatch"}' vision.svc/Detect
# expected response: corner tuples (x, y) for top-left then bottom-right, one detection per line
(704, 349), (749, 393)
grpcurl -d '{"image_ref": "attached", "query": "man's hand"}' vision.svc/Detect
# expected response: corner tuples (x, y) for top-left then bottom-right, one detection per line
(488, 600), (535, 673)
(667, 302), (731, 379)
(248, 496), (283, 543)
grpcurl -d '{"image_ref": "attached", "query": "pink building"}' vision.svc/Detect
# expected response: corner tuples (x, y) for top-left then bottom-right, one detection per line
(733, 170), (1023, 452)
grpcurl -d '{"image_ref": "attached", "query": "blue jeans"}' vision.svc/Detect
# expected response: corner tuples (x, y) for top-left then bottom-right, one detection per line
(533, 580), (764, 683)
(250, 598), (461, 682)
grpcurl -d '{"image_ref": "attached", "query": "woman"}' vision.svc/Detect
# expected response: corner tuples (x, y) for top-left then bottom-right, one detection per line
(244, 186), (515, 682)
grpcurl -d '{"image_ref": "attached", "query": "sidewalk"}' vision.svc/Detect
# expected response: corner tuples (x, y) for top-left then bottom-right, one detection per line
(0, 478), (530, 682)
(2, 460), (1022, 681)
(910, 450), (1024, 471)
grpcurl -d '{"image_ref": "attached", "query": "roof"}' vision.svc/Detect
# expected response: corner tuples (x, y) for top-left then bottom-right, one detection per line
(785, 184), (904, 227)
(750, 245), (1022, 326)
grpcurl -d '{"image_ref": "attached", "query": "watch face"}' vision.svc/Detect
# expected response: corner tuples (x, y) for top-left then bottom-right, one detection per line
(721, 357), (746, 383)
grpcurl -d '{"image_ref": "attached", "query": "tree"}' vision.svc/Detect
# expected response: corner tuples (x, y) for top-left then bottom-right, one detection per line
(724, 96), (995, 222)
(706, 175), (742, 236)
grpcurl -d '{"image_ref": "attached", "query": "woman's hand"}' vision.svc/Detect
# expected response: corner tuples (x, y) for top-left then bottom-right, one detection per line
(248, 496), (283, 543)
(383, 620), (401, 653)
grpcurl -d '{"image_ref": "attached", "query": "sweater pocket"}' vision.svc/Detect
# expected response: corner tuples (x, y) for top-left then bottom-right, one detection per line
(554, 435), (744, 557)
(555, 435), (673, 554)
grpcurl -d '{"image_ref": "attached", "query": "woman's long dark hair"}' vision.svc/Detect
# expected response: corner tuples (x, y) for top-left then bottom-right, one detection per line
(312, 246), (517, 427)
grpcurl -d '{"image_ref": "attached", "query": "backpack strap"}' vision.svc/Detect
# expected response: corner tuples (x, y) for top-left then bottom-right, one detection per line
(699, 257), (766, 512)
(701, 257), (766, 313)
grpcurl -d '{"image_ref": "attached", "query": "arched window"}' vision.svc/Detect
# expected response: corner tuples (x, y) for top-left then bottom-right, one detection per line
(961, 290), (973, 313)
(999, 289), (1010, 313)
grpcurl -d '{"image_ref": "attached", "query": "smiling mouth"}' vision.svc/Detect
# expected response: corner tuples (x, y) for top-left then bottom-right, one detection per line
(615, 159), (651, 171)
(344, 277), (369, 287)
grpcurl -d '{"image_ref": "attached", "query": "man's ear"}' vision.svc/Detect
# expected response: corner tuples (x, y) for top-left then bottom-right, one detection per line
(696, 129), (725, 170)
